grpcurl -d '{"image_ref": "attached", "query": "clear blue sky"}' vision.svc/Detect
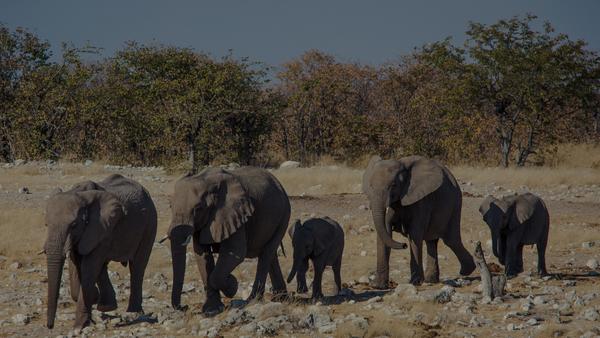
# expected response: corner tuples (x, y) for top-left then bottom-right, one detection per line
(1, 1), (599, 67)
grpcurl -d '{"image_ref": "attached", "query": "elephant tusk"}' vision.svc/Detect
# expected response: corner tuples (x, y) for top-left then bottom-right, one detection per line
(158, 235), (169, 244)
(182, 235), (192, 246)
(37, 249), (46, 255)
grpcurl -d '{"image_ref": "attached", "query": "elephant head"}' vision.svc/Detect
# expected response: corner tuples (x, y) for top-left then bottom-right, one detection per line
(479, 194), (536, 264)
(286, 220), (326, 285)
(167, 168), (254, 309)
(44, 190), (124, 329)
(362, 155), (443, 250)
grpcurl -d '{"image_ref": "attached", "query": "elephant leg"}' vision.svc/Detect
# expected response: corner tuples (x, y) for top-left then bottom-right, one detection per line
(268, 257), (288, 301)
(516, 245), (524, 274)
(295, 264), (309, 293)
(127, 232), (153, 313)
(311, 260), (326, 300)
(194, 243), (216, 307)
(203, 228), (246, 316)
(333, 256), (342, 295)
(68, 256), (80, 302)
(74, 256), (103, 329)
(424, 239), (440, 283)
(536, 231), (549, 276)
(373, 235), (391, 289)
(504, 236), (520, 278)
(248, 224), (286, 301)
(96, 263), (117, 312)
(409, 238), (424, 285)
(444, 206), (475, 276)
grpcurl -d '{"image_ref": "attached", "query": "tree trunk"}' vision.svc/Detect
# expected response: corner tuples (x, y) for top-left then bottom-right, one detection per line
(474, 241), (505, 299)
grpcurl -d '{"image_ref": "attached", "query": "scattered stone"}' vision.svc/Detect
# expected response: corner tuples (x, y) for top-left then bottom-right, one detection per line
(582, 241), (596, 249)
(9, 261), (22, 270)
(84, 159), (93, 166)
(360, 250), (367, 257)
(18, 187), (30, 194)
(358, 275), (370, 284)
(434, 285), (455, 304)
(279, 161), (300, 169)
(14, 159), (26, 166)
(563, 280), (576, 287)
(11, 314), (30, 325)
(586, 259), (599, 270)
(582, 308), (600, 321)
(533, 296), (547, 305)
(358, 204), (368, 211)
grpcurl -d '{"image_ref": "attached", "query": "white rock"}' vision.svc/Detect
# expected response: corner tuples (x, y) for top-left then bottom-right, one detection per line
(360, 250), (367, 257)
(582, 241), (595, 249)
(12, 314), (29, 325)
(279, 161), (300, 169)
(586, 259), (599, 270)
(84, 159), (93, 166)
(18, 187), (30, 194)
(9, 261), (22, 270)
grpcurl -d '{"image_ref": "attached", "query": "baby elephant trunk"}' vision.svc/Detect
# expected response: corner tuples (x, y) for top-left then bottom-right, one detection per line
(287, 260), (298, 283)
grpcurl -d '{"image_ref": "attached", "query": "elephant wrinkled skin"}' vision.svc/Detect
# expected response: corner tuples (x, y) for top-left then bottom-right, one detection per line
(167, 166), (290, 316)
(44, 174), (157, 329)
(362, 155), (475, 286)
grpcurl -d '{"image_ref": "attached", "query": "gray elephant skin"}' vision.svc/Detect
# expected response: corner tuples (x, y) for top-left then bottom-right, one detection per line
(44, 174), (157, 329)
(479, 193), (549, 278)
(362, 155), (475, 286)
(286, 217), (344, 300)
(167, 166), (291, 316)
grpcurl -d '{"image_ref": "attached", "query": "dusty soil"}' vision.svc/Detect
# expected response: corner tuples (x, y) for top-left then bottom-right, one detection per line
(0, 162), (599, 337)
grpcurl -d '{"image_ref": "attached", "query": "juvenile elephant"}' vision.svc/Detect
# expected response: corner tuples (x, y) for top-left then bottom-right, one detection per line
(479, 193), (549, 278)
(44, 174), (157, 329)
(362, 155), (475, 286)
(166, 166), (290, 316)
(286, 217), (344, 300)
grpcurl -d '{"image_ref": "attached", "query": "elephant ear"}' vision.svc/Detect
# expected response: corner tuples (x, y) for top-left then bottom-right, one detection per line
(513, 195), (536, 226)
(288, 219), (301, 239)
(70, 180), (102, 192)
(201, 172), (254, 243)
(77, 191), (125, 255)
(400, 156), (444, 206)
(362, 155), (382, 196)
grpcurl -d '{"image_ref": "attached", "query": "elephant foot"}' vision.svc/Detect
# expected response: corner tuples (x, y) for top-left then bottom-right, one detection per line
(221, 275), (238, 298)
(424, 274), (439, 284)
(370, 278), (389, 290)
(73, 314), (93, 330)
(297, 284), (308, 294)
(97, 302), (118, 312)
(409, 276), (423, 286)
(202, 298), (225, 317)
(460, 261), (476, 276)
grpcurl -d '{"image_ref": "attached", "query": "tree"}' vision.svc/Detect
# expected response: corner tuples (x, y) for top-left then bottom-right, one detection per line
(465, 14), (600, 166)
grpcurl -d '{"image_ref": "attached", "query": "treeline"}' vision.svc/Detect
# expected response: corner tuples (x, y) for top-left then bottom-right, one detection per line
(1, 14), (599, 169)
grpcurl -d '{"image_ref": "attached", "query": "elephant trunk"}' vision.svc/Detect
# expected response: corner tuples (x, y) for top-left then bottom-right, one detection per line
(371, 197), (406, 250)
(46, 248), (65, 329)
(169, 225), (193, 310)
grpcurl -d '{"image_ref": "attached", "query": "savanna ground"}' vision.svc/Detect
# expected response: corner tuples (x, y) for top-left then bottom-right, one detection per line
(1, 150), (600, 337)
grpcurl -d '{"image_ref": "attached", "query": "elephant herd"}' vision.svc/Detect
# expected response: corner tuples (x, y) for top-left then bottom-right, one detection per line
(42, 155), (550, 330)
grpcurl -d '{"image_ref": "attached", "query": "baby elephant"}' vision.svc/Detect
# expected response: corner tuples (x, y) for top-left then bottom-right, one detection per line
(287, 217), (344, 300)
(479, 193), (549, 278)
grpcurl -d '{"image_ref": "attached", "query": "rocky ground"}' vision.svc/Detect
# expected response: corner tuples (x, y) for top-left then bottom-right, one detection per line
(0, 161), (599, 337)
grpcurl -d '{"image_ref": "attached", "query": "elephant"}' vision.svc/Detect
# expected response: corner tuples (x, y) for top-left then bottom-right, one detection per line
(44, 174), (157, 329)
(165, 166), (291, 316)
(286, 217), (344, 300)
(362, 155), (475, 286)
(479, 193), (549, 278)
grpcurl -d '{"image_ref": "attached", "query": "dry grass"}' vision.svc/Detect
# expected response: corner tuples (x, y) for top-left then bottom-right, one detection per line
(272, 165), (363, 196)
(0, 208), (45, 257)
(451, 166), (600, 188)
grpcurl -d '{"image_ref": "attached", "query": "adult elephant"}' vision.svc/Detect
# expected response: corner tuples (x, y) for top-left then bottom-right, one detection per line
(166, 166), (290, 316)
(44, 174), (157, 329)
(362, 155), (475, 286)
